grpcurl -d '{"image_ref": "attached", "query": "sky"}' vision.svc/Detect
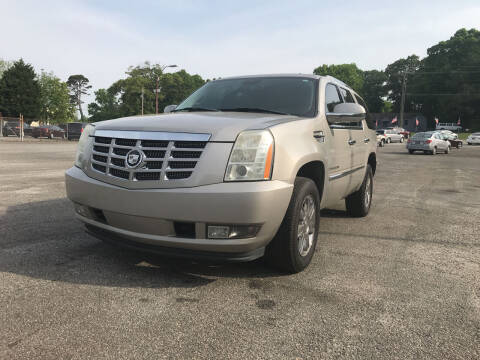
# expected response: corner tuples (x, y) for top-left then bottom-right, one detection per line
(1, 0), (480, 113)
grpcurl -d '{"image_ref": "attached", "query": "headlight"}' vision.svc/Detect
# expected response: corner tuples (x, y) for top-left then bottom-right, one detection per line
(75, 124), (95, 168)
(224, 130), (274, 181)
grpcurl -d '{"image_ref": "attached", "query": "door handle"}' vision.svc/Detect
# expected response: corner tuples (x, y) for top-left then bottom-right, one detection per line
(313, 130), (325, 143)
(364, 138), (370, 143)
(348, 139), (356, 145)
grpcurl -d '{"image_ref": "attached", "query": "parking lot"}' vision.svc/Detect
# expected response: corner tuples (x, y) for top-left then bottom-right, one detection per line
(1, 140), (479, 359)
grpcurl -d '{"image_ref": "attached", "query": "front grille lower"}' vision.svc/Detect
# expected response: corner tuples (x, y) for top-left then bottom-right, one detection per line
(90, 134), (207, 182)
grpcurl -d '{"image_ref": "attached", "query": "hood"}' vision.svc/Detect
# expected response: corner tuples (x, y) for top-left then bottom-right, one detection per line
(93, 112), (301, 141)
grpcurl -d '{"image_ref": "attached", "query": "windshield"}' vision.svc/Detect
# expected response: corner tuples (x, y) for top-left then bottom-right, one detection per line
(376, 130), (385, 135)
(175, 77), (317, 117)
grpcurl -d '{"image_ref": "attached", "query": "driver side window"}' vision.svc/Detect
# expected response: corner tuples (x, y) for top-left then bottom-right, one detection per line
(325, 84), (343, 113)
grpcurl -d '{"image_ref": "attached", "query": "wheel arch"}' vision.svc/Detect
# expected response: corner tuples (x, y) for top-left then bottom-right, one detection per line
(368, 153), (376, 176)
(295, 161), (326, 204)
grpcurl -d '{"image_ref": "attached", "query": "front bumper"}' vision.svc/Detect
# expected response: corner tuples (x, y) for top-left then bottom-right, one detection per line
(65, 166), (293, 258)
(467, 138), (480, 144)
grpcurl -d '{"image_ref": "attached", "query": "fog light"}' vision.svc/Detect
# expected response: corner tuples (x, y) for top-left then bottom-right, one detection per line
(208, 226), (230, 239)
(74, 203), (91, 218)
(207, 224), (261, 239)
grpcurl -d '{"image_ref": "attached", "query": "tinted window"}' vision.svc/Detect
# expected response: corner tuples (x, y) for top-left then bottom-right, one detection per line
(175, 77), (317, 117)
(354, 94), (375, 130)
(339, 88), (355, 103)
(325, 84), (343, 112)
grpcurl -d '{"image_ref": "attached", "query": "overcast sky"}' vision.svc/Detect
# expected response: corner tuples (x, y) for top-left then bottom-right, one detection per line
(1, 0), (480, 112)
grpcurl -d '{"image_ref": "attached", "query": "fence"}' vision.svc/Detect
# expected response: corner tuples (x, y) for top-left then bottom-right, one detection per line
(0, 115), (26, 140)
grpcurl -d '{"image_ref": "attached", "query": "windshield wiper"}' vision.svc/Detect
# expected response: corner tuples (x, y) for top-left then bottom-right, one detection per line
(172, 107), (219, 112)
(219, 107), (290, 115)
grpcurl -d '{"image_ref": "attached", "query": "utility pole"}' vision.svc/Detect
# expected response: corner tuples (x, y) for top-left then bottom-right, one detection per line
(141, 87), (144, 115)
(155, 76), (159, 114)
(155, 64), (178, 114)
(399, 72), (407, 129)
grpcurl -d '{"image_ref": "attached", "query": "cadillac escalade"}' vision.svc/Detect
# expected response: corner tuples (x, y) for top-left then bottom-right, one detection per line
(65, 74), (377, 273)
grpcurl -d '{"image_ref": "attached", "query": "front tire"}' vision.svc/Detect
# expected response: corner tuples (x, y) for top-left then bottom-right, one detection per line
(265, 177), (320, 273)
(345, 164), (373, 218)
(445, 146), (450, 154)
(408, 149), (414, 154)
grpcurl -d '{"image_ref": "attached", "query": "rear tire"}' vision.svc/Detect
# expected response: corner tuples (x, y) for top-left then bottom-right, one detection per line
(265, 177), (320, 273)
(431, 147), (437, 155)
(400, 137), (404, 143)
(408, 149), (414, 154)
(386, 138), (391, 144)
(345, 164), (373, 218)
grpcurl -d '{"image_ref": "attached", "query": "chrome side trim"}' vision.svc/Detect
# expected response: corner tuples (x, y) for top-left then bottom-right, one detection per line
(94, 130), (211, 142)
(329, 165), (365, 181)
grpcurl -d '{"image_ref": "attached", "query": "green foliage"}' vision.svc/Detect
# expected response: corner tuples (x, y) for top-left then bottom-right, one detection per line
(0, 59), (12, 78)
(313, 63), (364, 92)
(67, 74), (92, 121)
(384, 55), (421, 112)
(88, 88), (120, 122)
(361, 70), (387, 112)
(88, 62), (205, 121)
(38, 71), (75, 124)
(0, 59), (41, 118)
(381, 100), (393, 113)
(411, 28), (480, 130)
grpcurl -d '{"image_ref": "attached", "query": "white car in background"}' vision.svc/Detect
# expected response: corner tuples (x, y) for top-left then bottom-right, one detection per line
(376, 131), (387, 147)
(467, 132), (480, 145)
(377, 129), (404, 143)
(407, 132), (451, 155)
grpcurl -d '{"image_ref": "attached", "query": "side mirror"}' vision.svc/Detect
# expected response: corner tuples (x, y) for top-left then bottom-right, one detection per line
(327, 103), (366, 124)
(164, 105), (177, 113)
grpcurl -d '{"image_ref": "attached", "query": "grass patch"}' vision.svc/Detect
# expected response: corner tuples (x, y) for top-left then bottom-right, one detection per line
(457, 133), (471, 140)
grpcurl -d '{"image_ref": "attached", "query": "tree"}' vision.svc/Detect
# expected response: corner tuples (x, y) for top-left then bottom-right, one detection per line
(361, 70), (387, 113)
(313, 63), (364, 92)
(88, 62), (205, 121)
(67, 74), (91, 120)
(0, 59), (41, 118)
(384, 55), (421, 112)
(38, 71), (75, 124)
(413, 28), (480, 130)
(88, 88), (120, 122)
(0, 59), (12, 78)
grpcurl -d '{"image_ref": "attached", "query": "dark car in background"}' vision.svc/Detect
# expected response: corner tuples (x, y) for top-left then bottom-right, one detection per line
(32, 125), (66, 139)
(66, 122), (88, 140)
(2, 121), (33, 137)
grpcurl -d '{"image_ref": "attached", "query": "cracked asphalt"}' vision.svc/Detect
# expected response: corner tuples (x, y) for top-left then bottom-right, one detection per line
(1, 139), (479, 359)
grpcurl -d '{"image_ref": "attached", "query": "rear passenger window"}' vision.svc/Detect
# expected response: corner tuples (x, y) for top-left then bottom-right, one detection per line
(354, 94), (375, 130)
(325, 84), (343, 113)
(339, 88), (355, 103)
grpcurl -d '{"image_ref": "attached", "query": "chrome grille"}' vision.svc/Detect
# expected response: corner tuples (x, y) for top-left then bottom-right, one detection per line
(90, 131), (209, 182)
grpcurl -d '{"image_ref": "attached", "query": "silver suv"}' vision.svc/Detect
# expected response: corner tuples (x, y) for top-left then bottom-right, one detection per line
(66, 74), (377, 273)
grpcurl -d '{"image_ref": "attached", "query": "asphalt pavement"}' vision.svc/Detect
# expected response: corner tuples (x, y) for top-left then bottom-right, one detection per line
(1, 140), (479, 359)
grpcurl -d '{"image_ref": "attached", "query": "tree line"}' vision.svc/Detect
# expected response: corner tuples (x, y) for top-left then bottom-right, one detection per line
(314, 28), (480, 130)
(1, 28), (479, 130)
